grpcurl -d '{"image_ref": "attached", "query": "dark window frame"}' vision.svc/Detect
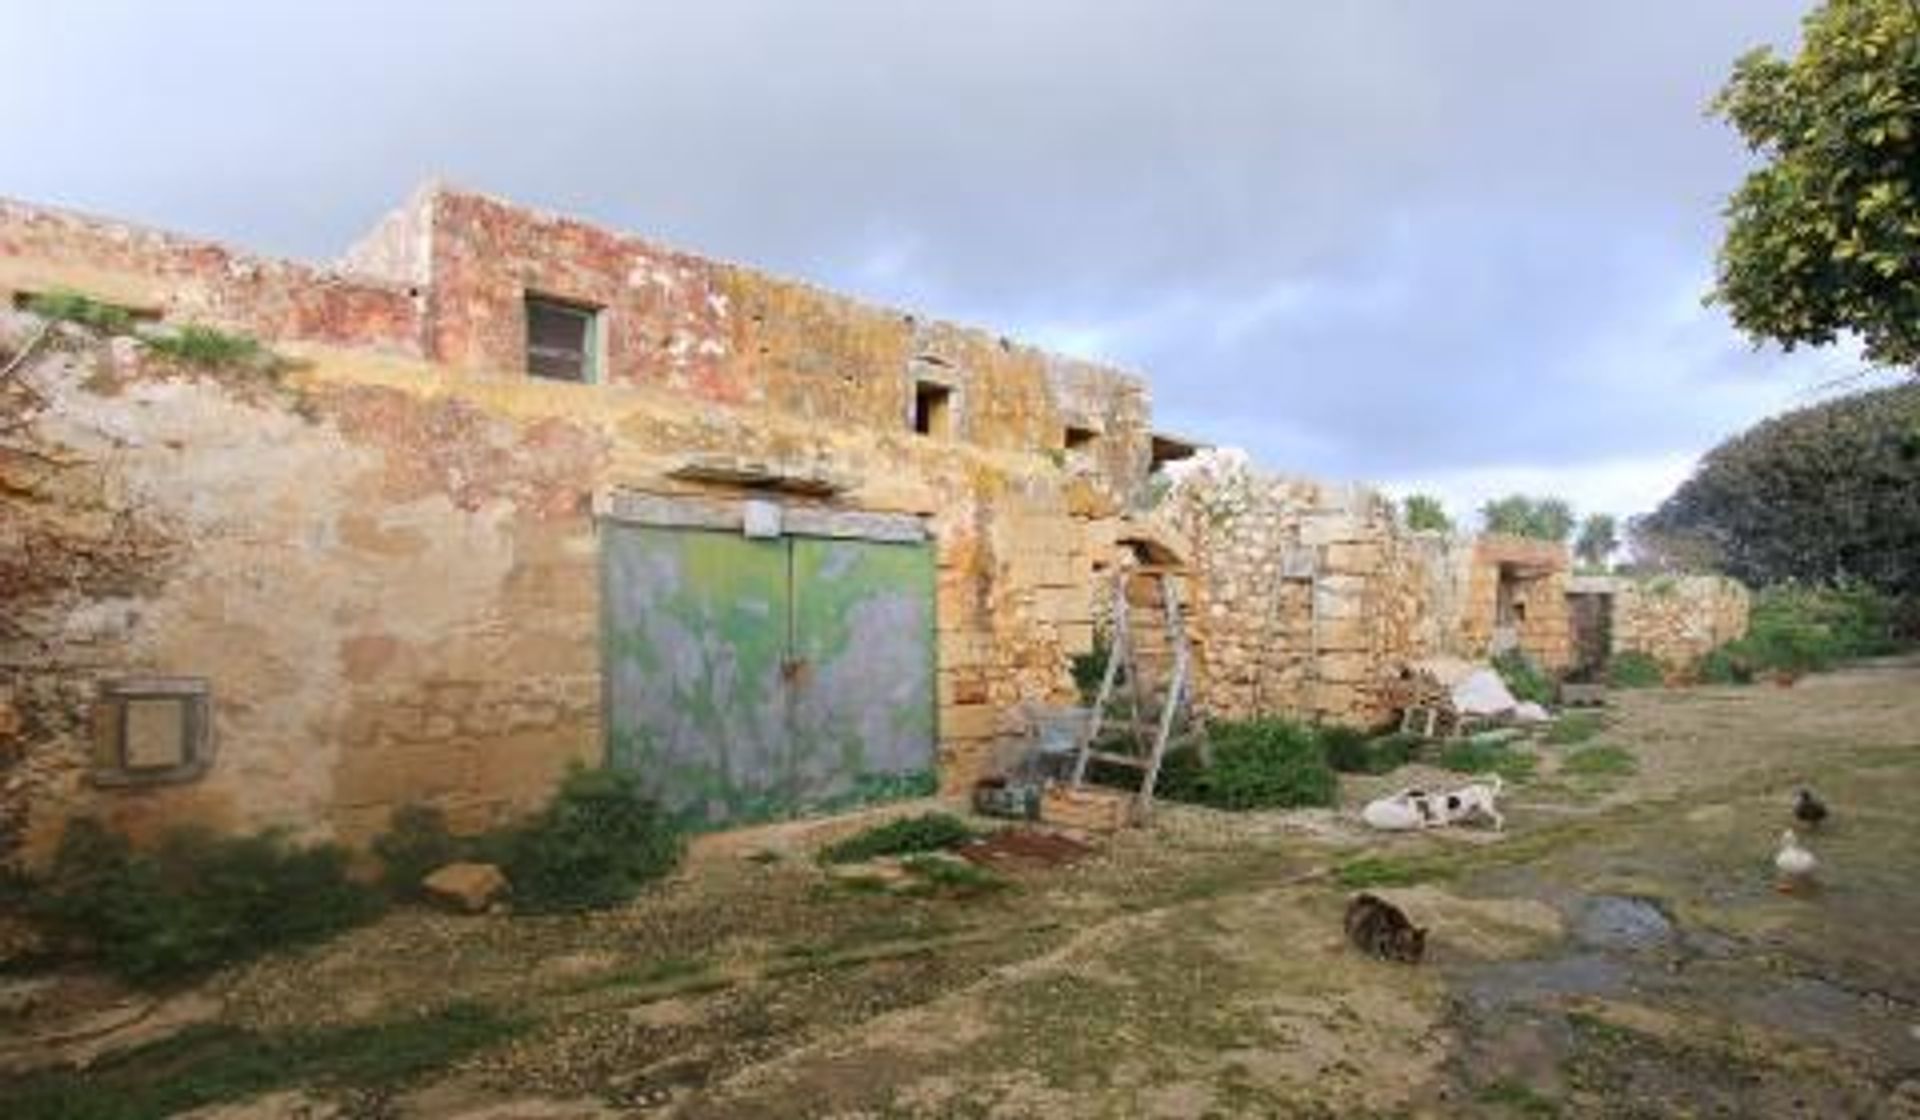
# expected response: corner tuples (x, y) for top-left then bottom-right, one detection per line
(912, 379), (955, 438)
(90, 676), (213, 788)
(524, 294), (603, 383)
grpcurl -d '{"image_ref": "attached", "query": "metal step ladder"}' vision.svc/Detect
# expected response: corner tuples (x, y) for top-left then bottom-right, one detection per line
(1069, 565), (1205, 819)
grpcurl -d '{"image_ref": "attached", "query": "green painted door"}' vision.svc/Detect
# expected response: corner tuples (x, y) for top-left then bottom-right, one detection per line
(603, 524), (936, 827)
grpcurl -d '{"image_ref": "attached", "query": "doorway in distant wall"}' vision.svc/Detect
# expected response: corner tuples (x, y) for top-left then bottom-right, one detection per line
(601, 521), (936, 828)
(1568, 592), (1613, 679)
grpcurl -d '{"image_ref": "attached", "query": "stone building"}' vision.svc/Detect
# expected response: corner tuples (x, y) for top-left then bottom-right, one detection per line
(0, 186), (1749, 865)
(0, 185), (1175, 863)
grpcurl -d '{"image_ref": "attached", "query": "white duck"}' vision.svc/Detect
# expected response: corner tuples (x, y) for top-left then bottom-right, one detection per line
(1774, 829), (1819, 892)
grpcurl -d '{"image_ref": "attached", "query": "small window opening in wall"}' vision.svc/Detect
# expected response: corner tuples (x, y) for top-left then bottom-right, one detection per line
(525, 295), (601, 382)
(1063, 425), (1100, 455)
(913, 380), (954, 437)
(91, 677), (212, 787)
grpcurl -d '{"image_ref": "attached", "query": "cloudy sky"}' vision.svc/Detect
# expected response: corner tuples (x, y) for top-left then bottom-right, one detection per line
(0, 1), (1893, 526)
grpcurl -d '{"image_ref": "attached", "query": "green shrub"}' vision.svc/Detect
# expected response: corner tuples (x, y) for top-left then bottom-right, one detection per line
(143, 324), (270, 368)
(30, 819), (382, 984)
(1069, 630), (1112, 703)
(1561, 744), (1638, 777)
(1439, 738), (1538, 782)
(1492, 649), (1556, 706)
(1158, 718), (1338, 810)
(1696, 644), (1757, 685)
(1359, 731), (1424, 773)
(22, 289), (137, 333)
(498, 766), (683, 913)
(1720, 583), (1907, 675)
(1334, 856), (1440, 889)
(1543, 711), (1605, 745)
(1606, 651), (1666, 689)
(820, 812), (976, 864)
(898, 853), (1007, 897)
(1324, 727), (1422, 774)
(371, 804), (468, 901)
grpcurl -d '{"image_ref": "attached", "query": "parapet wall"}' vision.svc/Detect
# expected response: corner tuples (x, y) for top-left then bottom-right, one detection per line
(1606, 574), (1751, 669)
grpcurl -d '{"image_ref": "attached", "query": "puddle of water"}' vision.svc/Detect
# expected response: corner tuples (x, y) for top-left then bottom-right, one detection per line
(1459, 952), (1634, 1013)
(1571, 895), (1674, 951)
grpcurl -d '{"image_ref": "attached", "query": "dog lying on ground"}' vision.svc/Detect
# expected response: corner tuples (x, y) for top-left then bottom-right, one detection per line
(1361, 774), (1505, 831)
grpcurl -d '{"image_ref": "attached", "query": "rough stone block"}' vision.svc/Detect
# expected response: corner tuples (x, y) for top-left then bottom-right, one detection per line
(423, 862), (509, 913)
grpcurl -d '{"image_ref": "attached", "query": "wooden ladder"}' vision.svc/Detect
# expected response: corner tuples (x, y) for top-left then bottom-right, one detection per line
(1069, 565), (1205, 819)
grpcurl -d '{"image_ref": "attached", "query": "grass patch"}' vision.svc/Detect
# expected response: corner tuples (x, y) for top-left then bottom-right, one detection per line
(1561, 744), (1638, 777)
(1323, 728), (1424, 775)
(28, 819), (382, 985)
(819, 812), (976, 864)
(1493, 649), (1556, 706)
(899, 854), (1008, 897)
(1438, 738), (1538, 781)
(1333, 856), (1444, 889)
(1476, 1077), (1561, 1117)
(7, 1001), (522, 1120)
(21, 289), (139, 333)
(1157, 717), (1338, 810)
(1606, 651), (1666, 689)
(1543, 711), (1605, 746)
(143, 324), (270, 368)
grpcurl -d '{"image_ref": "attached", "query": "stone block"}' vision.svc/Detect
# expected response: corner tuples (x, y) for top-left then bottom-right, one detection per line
(423, 862), (509, 913)
(940, 703), (1001, 740)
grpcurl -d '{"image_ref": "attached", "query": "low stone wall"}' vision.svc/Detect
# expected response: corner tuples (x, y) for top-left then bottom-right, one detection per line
(1158, 452), (1428, 728)
(1607, 575), (1751, 669)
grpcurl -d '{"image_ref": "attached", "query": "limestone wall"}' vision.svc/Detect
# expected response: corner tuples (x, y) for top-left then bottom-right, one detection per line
(0, 308), (1116, 864)
(1157, 452), (1429, 727)
(1607, 575), (1751, 669)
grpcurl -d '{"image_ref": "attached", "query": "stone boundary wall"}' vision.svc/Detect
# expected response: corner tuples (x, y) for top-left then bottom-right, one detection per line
(1600, 574), (1751, 669)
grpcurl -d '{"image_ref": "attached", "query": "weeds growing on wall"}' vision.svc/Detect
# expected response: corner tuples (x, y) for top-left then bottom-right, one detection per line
(819, 812), (977, 864)
(27, 819), (383, 984)
(143, 324), (270, 369)
(21, 289), (139, 334)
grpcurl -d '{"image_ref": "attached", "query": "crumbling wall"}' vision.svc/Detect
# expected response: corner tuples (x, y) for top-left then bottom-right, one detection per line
(1158, 451), (1427, 727)
(1609, 575), (1750, 669)
(0, 198), (425, 357)
(1460, 535), (1574, 670)
(411, 187), (1153, 498)
(0, 306), (1112, 864)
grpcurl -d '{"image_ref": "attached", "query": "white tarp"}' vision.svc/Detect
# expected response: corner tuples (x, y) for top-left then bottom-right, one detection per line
(1450, 668), (1520, 716)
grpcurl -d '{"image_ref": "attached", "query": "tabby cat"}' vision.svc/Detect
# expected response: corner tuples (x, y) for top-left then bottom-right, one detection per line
(1343, 892), (1427, 964)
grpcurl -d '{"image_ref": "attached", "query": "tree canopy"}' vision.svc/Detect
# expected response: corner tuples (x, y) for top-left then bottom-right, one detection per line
(1575, 514), (1619, 569)
(1480, 494), (1575, 542)
(1401, 493), (1453, 533)
(1711, 0), (1920, 369)
(1636, 382), (1920, 594)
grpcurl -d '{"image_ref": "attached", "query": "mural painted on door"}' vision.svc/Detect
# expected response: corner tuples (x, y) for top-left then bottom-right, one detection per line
(603, 523), (936, 828)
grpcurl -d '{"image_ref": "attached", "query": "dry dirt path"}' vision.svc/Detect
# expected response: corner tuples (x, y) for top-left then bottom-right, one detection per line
(6, 660), (1918, 1118)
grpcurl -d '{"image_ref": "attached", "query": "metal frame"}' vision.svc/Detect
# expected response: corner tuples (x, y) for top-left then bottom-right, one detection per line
(90, 676), (214, 787)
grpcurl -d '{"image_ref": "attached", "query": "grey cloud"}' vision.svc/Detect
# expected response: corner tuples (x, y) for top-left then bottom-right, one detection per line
(0, 0), (1845, 512)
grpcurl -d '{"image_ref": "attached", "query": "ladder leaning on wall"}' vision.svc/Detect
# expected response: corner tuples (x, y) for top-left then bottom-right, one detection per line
(1068, 565), (1205, 819)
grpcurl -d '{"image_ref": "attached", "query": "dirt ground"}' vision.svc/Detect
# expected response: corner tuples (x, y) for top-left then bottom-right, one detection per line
(5, 659), (1919, 1118)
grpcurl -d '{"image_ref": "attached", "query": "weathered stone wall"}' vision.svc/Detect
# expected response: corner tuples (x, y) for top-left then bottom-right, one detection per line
(346, 187), (1154, 493)
(1157, 452), (1429, 727)
(1603, 574), (1751, 669)
(0, 198), (425, 357)
(0, 319), (1114, 865)
(1462, 535), (1574, 670)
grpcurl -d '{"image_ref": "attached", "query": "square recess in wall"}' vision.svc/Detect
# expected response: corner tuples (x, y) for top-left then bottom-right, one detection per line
(91, 677), (212, 787)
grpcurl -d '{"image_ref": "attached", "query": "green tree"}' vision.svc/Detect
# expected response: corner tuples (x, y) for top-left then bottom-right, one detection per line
(1639, 382), (1920, 594)
(1401, 493), (1453, 532)
(1480, 494), (1576, 542)
(1575, 513), (1619, 569)
(1711, 0), (1920, 369)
